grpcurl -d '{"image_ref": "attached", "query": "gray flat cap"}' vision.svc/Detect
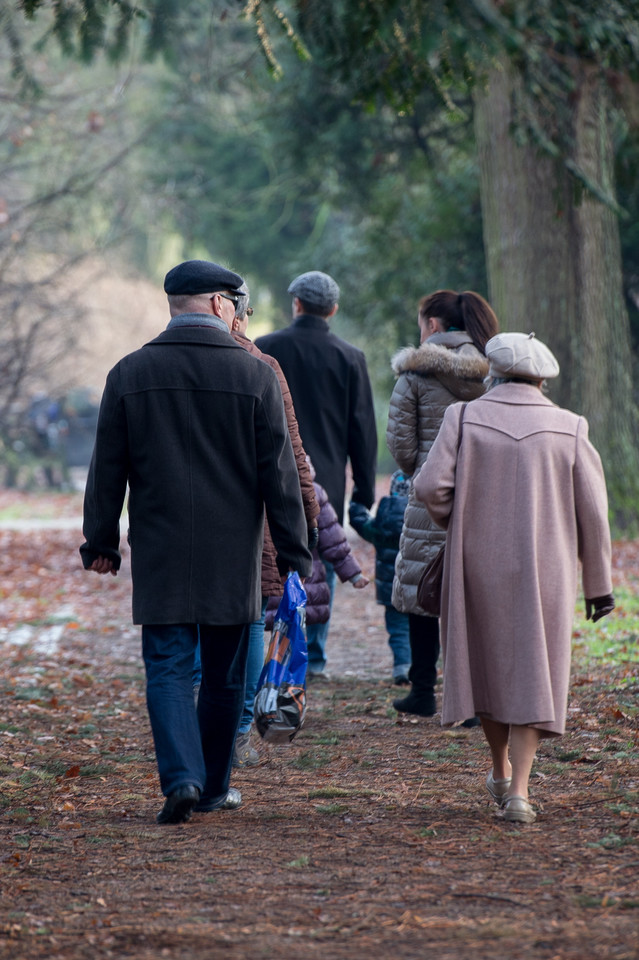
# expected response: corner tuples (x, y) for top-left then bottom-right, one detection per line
(486, 332), (560, 380)
(164, 260), (244, 296)
(287, 271), (340, 310)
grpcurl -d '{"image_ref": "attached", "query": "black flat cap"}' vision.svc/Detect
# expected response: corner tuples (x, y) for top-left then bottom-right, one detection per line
(164, 260), (244, 296)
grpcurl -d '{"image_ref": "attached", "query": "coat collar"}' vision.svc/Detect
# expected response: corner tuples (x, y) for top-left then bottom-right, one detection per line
(291, 313), (331, 332)
(479, 382), (557, 407)
(147, 325), (241, 348)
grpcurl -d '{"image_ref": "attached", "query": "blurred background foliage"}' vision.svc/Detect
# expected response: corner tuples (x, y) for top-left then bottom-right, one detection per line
(1, 0), (639, 502)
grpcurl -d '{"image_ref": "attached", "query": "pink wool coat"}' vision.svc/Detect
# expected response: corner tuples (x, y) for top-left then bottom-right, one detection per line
(414, 384), (613, 737)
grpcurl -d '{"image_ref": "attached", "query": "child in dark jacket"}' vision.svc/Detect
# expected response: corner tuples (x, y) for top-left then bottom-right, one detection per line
(349, 470), (411, 684)
(266, 461), (369, 676)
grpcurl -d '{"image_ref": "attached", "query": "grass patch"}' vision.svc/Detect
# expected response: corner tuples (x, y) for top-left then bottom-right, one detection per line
(308, 787), (352, 799)
(7, 807), (33, 822)
(13, 687), (54, 702)
(78, 764), (116, 777)
(286, 855), (310, 868)
(552, 748), (582, 762)
(587, 833), (637, 850)
(421, 743), (463, 761)
(315, 803), (349, 815)
(41, 760), (70, 776)
(573, 590), (639, 666)
(292, 749), (332, 770)
(19, 769), (56, 785)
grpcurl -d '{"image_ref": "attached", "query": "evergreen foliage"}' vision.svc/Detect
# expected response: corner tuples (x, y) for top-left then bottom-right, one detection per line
(249, 0), (639, 204)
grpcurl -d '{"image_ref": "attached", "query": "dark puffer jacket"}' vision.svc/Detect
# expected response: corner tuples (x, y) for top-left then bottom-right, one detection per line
(266, 476), (362, 628)
(349, 490), (407, 606)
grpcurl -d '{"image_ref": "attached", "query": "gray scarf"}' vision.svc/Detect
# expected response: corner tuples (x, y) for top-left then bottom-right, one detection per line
(166, 313), (230, 334)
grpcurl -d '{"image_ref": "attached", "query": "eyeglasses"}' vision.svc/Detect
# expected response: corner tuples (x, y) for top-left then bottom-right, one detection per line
(214, 292), (241, 307)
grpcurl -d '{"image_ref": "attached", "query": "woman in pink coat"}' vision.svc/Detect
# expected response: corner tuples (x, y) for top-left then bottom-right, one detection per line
(415, 333), (614, 824)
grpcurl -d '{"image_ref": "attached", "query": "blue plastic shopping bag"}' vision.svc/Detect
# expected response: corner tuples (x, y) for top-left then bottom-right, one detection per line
(254, 571), (307, 743)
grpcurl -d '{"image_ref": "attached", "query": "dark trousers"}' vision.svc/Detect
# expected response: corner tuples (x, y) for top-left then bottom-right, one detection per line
(407, 613), (440, 694)
(142, 623), (248, 803)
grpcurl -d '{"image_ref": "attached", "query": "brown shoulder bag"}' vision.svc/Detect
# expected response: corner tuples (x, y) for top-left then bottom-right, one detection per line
(416, 403), (467, 616)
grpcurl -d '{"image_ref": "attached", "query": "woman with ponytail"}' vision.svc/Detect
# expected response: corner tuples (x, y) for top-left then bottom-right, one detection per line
(386, 290), (499, 718)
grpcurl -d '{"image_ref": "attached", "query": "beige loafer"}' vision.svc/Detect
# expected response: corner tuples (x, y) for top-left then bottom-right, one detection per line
(486, 771), (512, 806)
(503, 795), (536, 824)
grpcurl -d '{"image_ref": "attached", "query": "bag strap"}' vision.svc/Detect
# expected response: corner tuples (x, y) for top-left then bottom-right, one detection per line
(456, 402), (468, 450)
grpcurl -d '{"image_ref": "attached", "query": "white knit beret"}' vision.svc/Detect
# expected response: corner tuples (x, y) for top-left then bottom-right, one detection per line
(486, 332), (560, 380)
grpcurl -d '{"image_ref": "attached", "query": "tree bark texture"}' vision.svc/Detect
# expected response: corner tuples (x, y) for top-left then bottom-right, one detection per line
(474, 62), (639, 531)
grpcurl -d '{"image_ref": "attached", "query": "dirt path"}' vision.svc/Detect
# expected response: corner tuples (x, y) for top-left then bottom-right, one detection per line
(0, 511), (638, 960)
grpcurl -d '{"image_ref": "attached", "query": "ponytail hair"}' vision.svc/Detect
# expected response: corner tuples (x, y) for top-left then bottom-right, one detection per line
(418, 289), (500, 354)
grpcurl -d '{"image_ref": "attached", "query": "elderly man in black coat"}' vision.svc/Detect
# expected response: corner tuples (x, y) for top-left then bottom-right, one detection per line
(80, 260), (312, 824)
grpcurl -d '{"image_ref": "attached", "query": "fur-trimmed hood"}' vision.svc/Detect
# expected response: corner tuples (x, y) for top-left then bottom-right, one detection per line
(392, 332), (486, 378)
(391, 332), (488, 402)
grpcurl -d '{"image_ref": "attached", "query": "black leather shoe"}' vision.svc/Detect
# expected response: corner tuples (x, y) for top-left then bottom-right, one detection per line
(156, 784), (201, 824)
(393, 690), (436, 717)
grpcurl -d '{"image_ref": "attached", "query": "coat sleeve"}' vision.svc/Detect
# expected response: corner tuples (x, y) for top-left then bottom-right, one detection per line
(386, 374), (420, 476)
(413, 403), (461, 530)
(347, 352), (377, 509)
(79, 367), (129, 570)
(317, 488), (362, 581)
(573, 417), (613, 599)
(348, 500), (377, 545)
(255, 368), (313, 579)
(271, 357), (319, 528)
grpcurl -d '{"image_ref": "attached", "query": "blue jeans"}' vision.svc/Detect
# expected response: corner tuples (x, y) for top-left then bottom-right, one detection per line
(238, 598), (268, 734)
(384, 604), (411, 676)
(143, 623), (248, 804)
(306, 561), (336, 674)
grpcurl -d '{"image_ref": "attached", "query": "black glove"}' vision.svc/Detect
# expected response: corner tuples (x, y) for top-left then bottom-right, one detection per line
(585, 594), (615, 622)
(308, 525), (319, 551)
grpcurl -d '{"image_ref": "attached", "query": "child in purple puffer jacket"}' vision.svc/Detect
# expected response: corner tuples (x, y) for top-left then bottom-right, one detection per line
(265, 459), (369, 674)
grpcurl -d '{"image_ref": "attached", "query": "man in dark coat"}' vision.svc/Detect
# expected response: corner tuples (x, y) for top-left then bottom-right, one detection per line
(255, 271), (377, 677)
(80, 259), (312, 824)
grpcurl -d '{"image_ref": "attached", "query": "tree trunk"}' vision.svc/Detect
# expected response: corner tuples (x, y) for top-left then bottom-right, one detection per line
(474, 63), (639, 532)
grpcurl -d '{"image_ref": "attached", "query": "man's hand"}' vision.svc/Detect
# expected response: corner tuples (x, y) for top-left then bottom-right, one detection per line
(283, 568), (306, 585)
(89, 556), (118, 577)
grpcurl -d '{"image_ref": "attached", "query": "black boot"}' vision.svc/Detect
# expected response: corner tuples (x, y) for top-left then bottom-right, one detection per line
(393, 689), (436, 716)
(461, 715), (481, 728)
(393, 613), (439, 716)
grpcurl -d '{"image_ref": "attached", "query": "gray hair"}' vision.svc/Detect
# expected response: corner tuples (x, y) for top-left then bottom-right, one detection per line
(484, 375), (547, 393)
(235, 282), (251, 321)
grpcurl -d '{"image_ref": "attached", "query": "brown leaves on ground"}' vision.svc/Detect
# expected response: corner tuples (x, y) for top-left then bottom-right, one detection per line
(0, 495), (637, 960)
